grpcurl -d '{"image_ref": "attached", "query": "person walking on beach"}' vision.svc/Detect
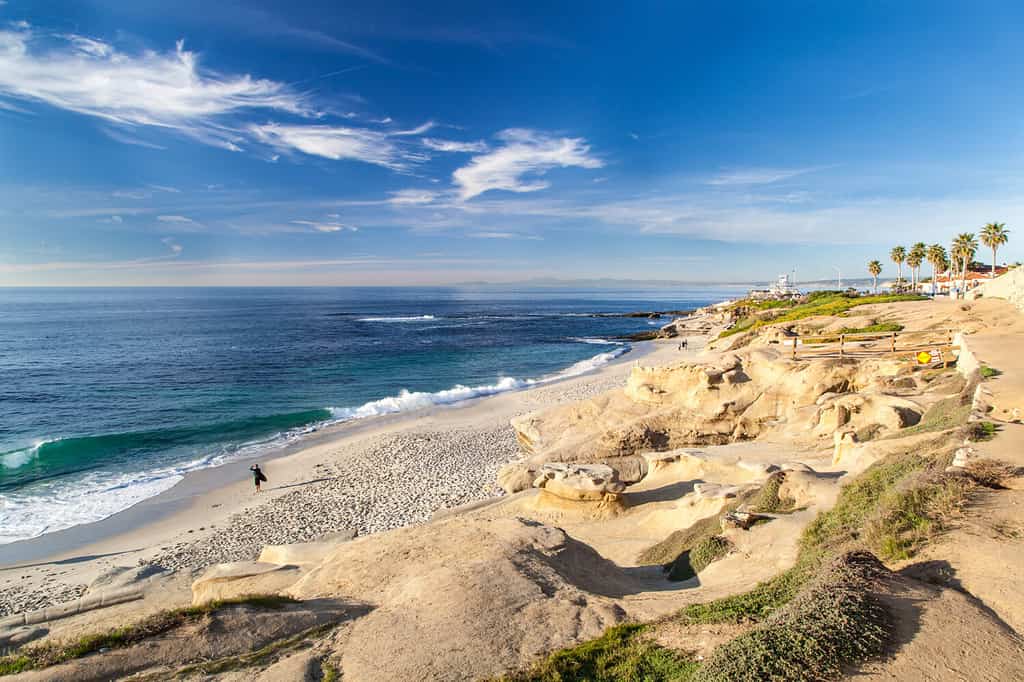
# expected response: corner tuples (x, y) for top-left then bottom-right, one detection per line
(250, 464), (267, 493)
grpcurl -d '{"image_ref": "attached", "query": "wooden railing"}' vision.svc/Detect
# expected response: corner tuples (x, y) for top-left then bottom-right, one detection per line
(789, 328), (957, 365)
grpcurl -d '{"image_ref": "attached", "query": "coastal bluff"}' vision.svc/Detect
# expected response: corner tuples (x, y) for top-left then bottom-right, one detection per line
(5, 287), (1024, 680)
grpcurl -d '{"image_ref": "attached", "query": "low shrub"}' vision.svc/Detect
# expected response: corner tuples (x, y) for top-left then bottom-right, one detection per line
(692, 552), (891, 682)
(503, 623), (698, 682)
(668, 536), (733, 582)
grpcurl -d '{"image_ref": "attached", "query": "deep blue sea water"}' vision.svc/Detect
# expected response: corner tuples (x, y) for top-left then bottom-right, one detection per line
(0, 286), (738, 544)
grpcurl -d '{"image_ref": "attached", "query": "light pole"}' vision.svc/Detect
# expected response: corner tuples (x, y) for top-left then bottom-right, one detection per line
(833, 266), (842, 290)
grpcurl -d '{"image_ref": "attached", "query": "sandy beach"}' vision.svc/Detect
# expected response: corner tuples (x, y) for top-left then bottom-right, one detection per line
(0, 337), (695, 617)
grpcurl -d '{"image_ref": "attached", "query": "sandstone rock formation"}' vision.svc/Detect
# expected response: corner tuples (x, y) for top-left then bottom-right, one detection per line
(503, 348), (918, 491)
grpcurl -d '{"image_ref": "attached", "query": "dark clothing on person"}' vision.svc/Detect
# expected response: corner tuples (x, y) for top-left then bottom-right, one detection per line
(250, 464), (267, 491)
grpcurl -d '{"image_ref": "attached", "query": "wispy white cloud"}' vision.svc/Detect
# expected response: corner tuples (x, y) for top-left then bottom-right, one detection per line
(100, 126), (168, 150)
(421, 137), (487, 153)
(157, 214), (196, 224)
(706, 167), (826, 186)
(249, 123), (430, 170)
(388, 189), (439, 205)
(161, 236), (183, 254)
(0, 26), (311, 150)
(453, 129), (603, 200)
(290, 219), (358, 233)
(149, 184), (181, 193)
(99, 215), (123, 224)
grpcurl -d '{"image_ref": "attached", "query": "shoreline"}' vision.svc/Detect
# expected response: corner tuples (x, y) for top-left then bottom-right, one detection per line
(0, 336), (699, 615)
(0, 337), (646, 562)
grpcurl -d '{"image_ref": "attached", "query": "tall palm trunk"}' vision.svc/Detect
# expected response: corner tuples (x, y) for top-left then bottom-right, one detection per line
(992, 246), (997, 278)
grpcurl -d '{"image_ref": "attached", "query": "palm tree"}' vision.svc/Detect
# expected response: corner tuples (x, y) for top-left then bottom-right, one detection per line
(951, 232), (979, 297)
(980, 222), (1010, 278)
(890, 246), (907, 286)
(907, 242), (926, 290)
(926, 243), (947, 294)
(867, 260), (882, 294)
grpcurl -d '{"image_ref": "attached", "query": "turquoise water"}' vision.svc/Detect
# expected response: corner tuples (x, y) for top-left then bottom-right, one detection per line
(0, 286), (738, 543)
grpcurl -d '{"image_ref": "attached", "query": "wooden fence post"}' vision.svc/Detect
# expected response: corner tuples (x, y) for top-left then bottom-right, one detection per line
(891, 331), (896, 353)
(839, 334), (845, 358)
(792, 336), (797, 359)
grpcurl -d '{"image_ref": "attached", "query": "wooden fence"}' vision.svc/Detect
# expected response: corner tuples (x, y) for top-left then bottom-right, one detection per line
(789, 328), (957, 365)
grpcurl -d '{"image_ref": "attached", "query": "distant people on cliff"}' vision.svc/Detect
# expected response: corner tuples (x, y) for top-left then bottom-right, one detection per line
(250, 464), (267, 493)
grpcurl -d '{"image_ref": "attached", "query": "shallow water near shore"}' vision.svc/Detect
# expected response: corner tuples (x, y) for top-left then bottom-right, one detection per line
(0, 285), (737, 544)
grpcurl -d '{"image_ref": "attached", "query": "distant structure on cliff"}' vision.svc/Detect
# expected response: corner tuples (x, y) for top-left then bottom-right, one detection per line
(748, 273), (802, 301)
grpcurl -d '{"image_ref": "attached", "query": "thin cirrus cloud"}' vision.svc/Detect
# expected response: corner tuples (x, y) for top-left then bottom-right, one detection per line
(421, 138), (488, 153)
(706, 167), (827, 186)
(290, 219), (358, 233)
(250, 123), (431, 170)
(452, 129), (603, 200)
(0, 26), (312, 151)
(156, 215), (196, 223)
(160, 237), (183, 255)
(388, 189), (439, 205)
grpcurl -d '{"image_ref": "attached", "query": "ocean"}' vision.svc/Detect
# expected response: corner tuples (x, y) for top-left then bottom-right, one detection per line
(0, 286), (738, 545)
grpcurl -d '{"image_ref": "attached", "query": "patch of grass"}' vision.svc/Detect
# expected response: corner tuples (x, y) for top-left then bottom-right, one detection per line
(638, 512), (725, 567)
(748, 471), (797, 514)
(802, 449), (970, 561)
(720, 293), (925, 338)
(668, 536), (733, 582)
(802, 322), (904, 344)
(692, 552), (891, 682)
(970, 420), (998, 441)
(980, 365), (1002, 379)
(0, 594), (299, 676)
(676, 555), (818, 626)
(0, 657), (32, 676)
(887, 394), (970, 439)
(321, 660), (341, 682)
(502, 623), (699, 682)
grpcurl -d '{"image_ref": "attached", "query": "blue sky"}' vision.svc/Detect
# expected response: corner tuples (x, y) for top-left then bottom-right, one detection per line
(1, 0), (1023, 286)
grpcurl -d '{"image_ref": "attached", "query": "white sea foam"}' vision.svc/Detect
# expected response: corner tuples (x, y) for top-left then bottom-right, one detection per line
(329, 344), (629, 422)
(569, 337), (623, 345)
(0, 439), (50, 470)
(0, 430), (311, 544)
(357, 315), (436, 322)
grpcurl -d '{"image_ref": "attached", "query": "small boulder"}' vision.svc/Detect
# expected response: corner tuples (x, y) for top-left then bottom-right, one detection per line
(533, 463), (626, 501)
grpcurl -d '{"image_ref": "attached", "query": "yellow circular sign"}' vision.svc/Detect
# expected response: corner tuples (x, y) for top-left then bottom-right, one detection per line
(917, 351), (932, 364)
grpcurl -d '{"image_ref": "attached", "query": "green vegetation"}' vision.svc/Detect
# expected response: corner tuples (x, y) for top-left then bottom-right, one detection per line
(668, 535), (733, 582)
(0, 594), (298, 676)
(720, 293), (925, 339)
(970, 420), (998, 441)
(748, 471), (797, 514)
(886, 394), (970, 439)
(503, 624), (698, 682)
(638, 511), (725, 567)
(693, 553), (890, 682)
(980, 222), (1010, 278)
(980, 365), (1001, 379)
(802, 322), (903, 345)
(867, 260), (883, 293)
(321, 660), (341, 682)
(522, 434), (984, 681)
